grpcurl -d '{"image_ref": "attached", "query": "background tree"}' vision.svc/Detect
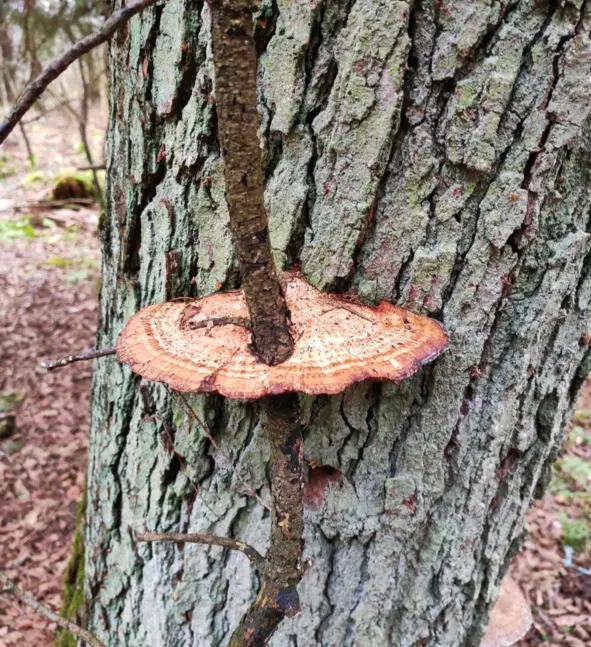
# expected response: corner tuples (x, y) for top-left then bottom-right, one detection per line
(0, 0), (107, 97)
(0, 0), (107, 170)
(81, 1), (590, 645)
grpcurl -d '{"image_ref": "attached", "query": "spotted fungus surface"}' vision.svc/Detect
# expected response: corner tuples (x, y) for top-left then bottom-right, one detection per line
(117, 272), (448, 400)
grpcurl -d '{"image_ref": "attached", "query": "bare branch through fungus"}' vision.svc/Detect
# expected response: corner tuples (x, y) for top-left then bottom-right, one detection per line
(118, 1), (307, 641)
(227, 392), (304, 647)
(0, 571), (104, 647)
(206, 0), (293, 367)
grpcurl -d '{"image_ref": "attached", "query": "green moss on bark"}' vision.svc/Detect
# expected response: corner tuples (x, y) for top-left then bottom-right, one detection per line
(56, 489), (87, 647)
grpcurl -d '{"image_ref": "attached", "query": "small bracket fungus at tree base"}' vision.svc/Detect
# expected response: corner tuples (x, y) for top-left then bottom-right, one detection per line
(481, 575), (533, 647)
(116, 272), (448, 399)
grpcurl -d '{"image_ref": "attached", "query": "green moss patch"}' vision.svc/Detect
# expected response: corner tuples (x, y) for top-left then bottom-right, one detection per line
(52, 169), (105, 201)
(550, 422), (591, 553)
(56, 489), (87, 647)
(52, 176), (94, 201)
(23, 170), (47, 185)
(0, 217), (36, 241)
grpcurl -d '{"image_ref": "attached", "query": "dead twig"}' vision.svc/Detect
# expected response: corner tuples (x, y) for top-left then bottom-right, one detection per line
(18, 121), (35, 167)
(68, 30), (104, 206)
(180, 314), (252, 332)
(135, 531), (265, 569)
(0, 571), (105, 647)
(29, 64), (106, 127)
(321, 304), (375, 323)
(41, 347), (115, 371)
(77, 165), (106, 171)
(15, 198), (96, 211)
(22, 95), (82, 125)
(0, 0), (161, 145)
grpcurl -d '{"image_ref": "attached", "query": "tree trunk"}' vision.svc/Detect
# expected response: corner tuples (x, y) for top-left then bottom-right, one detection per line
(0, 10), (16, 105)
(85, 1), (591, 645)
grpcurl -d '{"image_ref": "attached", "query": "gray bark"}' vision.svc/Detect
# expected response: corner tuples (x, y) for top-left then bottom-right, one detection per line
(85, 1), (591, 646)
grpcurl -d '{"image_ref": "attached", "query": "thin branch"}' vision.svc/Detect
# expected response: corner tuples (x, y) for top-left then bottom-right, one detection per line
(41, 347), (115, 371)
(321, 304), (375, 323)
(77, 164), (106, 171)
(174, 390), (271, 512)
(180, 314), (252, 332)
(228, 393), (304, 647)
(0, 571), (104, 647)
(73, 40), (104, 206)
(135, 531), (265, 569)
(206, 2), (305, 643)
(22, 96), (81, 124)
(22, 63), (107, 126)
(50, 82), (84, 126)
(15, 197), (96, 210)
(143, 389), (222, 518)
(18, 121), (35, 167)
(0, 0), (160, 145)
(208, 0), (293, 365)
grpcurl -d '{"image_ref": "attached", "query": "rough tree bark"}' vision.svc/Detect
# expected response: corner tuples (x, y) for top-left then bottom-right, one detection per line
(84, 1), (590, 645)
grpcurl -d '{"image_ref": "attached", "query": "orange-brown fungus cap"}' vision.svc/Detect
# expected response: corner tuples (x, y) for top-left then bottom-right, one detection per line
(481, 575), (533, 647)
(116, 272), (448, 400)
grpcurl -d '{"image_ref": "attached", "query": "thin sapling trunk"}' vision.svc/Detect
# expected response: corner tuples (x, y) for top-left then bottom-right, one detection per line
(208, 1), (304, 643)
(209, 0), (293, 367)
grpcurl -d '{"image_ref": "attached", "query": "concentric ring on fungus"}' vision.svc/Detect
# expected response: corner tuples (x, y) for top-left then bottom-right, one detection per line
(116, 272), (449, 400)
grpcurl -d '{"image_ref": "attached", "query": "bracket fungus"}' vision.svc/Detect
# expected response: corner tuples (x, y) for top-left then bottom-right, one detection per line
(116, 272), (448, 400)
(481, 575), (533, 647)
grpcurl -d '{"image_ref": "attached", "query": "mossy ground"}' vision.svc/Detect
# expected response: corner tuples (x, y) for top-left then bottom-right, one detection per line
(550, 415), (591, 552)
(52, 170), (105, 200)
(0, 217), (36, 241)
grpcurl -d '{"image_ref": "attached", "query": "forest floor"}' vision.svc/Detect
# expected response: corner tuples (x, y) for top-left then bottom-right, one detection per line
(0, 111), (103, 646)
(0, 115), (589, 647)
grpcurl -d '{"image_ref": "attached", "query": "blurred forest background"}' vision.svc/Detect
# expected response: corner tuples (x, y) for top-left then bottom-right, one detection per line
(0, 1), (589, 646)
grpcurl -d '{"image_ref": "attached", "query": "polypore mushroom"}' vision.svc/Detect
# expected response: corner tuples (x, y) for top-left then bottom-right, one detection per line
(481, 575), (533, 647)
(116, 272), (448, 400)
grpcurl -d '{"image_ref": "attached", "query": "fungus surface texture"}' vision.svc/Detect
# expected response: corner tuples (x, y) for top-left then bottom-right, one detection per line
(117, 272), (448, 399)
